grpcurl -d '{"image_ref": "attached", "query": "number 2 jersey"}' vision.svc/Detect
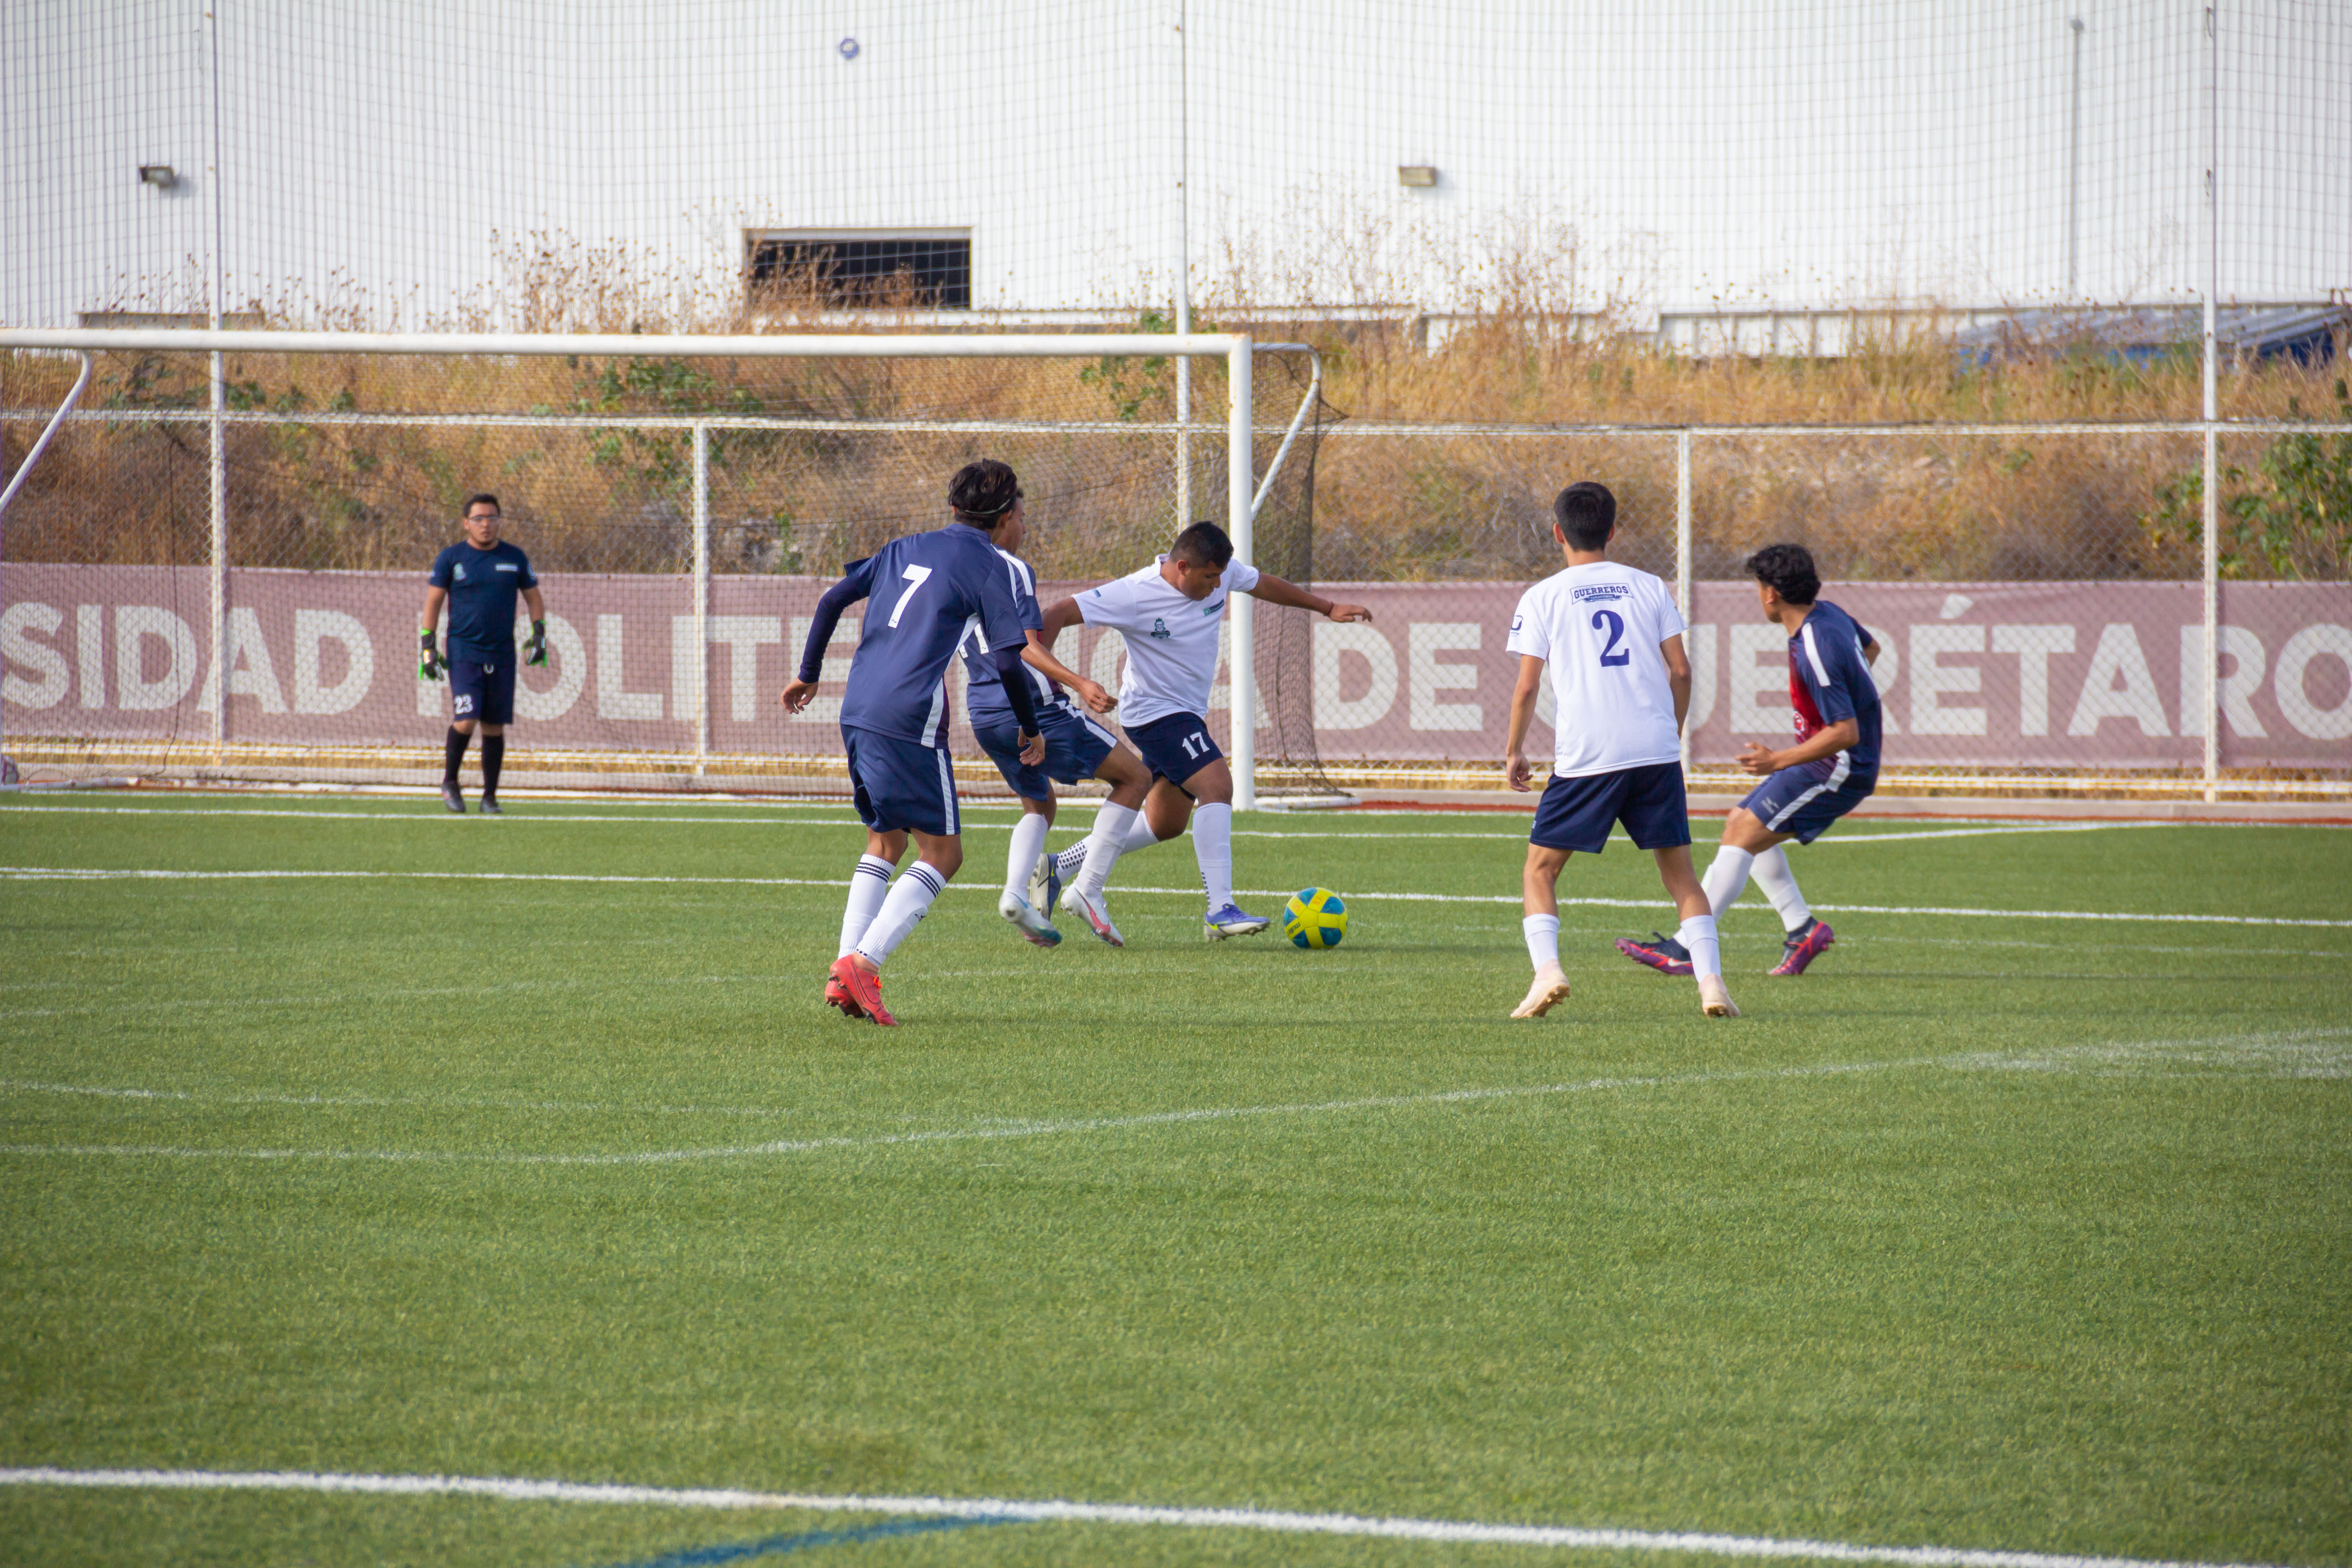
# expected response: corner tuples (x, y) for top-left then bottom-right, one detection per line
(828, 524), (1030, 746)
(1783, 599), (1883, 783)
(1505, 561), (1687, 778)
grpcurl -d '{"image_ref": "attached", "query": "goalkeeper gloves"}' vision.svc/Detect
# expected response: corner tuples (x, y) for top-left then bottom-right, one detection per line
(523, 618), (549, 666)
(418, 630), (446, 681)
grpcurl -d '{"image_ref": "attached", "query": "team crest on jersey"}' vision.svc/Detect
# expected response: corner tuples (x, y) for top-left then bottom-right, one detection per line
(1149, 617), (1171, 639)
(453, 564), (467, 582)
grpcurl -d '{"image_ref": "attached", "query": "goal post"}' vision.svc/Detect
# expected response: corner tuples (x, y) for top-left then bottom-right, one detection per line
(0, 327), (1305, 805)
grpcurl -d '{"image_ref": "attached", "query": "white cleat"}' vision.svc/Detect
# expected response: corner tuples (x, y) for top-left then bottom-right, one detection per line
(1027, 846), (1065, 920)
(1511, 964), (1573, 1019)
(1698, 974), (1741, 1018)
(1064, 885), (1125, 948)
(998, 889), (1062, 948)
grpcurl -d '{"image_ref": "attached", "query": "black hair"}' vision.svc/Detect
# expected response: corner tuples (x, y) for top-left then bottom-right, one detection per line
(463, 493), (500, 516)
(1746, 543), (1821, 604)
(1552, 482), (1616, 550)
(948, 459), (1023, 528)
(1171, 520), (1234, 568)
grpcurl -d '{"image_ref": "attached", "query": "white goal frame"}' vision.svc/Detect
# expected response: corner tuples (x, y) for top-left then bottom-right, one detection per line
(0, 328), (1319, 808)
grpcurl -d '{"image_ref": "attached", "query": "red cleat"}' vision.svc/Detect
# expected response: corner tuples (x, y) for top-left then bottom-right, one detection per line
(828, 954), (897, 1026)
(824, 973), (866, 1019)
(1615, 931), (1694, 976)
(1769, 918), (1836, 976)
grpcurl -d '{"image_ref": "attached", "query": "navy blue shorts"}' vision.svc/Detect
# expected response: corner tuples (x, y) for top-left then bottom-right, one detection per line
(972, 698), (1118, 800)
(1126, 710), (1223, 791)
(449, 659), (516, 726)
(1530, 760), (1692, 853)
(844, 726), (960, 838)
(1740, 757), (1877, 845)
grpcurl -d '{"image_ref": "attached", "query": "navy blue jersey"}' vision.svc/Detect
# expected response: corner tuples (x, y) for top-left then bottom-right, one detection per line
(429, 541), (537, 662)
(1786, 599), (1882, 779)
(829, 524), (1029, 746)
(960, 547), (1058, 718)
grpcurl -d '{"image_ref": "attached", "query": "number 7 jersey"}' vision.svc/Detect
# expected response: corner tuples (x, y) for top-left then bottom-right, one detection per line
(1505, 561), (1688, 777)
(835, 524), (1030, 746)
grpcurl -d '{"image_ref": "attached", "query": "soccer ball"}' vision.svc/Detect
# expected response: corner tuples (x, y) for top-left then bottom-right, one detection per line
(1283, 887), (1347, 950)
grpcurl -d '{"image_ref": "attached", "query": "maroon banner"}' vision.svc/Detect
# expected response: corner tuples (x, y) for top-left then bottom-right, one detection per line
(5, 566), (2348, 770)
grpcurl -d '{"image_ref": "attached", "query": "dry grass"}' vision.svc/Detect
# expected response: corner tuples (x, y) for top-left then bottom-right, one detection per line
(5, 235), (2345, 583)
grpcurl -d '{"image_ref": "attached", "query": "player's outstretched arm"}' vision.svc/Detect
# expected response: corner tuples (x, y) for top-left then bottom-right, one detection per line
(1504, 654), (1545, 792)
(779, 567), (872, 713)
(1039, 596), (1084, 648)
(1020, 632), (1112, 712)
(1246, 573), (1370, 623)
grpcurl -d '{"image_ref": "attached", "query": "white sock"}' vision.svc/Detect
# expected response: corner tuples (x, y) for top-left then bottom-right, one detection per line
(1192, 802), (1236, 911)
(854, 860), (946, 967)
(1701, 847), (1755, 918)
(1523, 913), (1562, 972)
(1072, 801), (1137, 901)
(838, 854), (896, 959)
(1677, 913), (1722, 980)
(1005, 813), (1050, 901)
(1059, 810), (1158, 879)
(1749, 845), (1811, 932)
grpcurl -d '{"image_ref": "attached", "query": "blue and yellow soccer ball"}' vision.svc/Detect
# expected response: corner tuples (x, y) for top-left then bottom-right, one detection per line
(1283, 887), (1348, 950)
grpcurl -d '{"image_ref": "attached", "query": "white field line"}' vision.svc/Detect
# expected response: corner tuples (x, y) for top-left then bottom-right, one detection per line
(0, 1467), (2292, 1568)
(3, 1032), (2341, 1167)
(0, 802), (2201, 845)
(5, 865), (2346, 928)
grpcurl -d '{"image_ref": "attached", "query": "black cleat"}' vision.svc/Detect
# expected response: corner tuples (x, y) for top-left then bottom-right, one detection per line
(440, 782), (465, 813)
(479, 794), (502, 815)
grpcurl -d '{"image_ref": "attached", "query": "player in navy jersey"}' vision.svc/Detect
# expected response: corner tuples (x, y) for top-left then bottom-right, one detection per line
(779, 459), (1044, 1026)
(955, 496), (1156, 951)
(418, 494), (546, 814)
(1618, 543), (1882, 980)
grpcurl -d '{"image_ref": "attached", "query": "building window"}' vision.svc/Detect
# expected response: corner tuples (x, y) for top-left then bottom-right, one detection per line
(746, 230), (971, 309)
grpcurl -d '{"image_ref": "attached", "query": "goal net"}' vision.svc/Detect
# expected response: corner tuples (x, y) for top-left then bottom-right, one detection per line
(0, 330), (1334, 802)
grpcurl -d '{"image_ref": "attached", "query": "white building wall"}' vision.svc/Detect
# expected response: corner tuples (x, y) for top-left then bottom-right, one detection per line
(2, 0), (2342, 331)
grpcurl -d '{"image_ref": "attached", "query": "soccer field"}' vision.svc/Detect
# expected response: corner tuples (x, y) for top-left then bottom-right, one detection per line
(0, 795), (2347, 1568)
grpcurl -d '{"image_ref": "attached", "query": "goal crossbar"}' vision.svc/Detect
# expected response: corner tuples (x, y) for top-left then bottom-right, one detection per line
(0, 328), (1301, 804)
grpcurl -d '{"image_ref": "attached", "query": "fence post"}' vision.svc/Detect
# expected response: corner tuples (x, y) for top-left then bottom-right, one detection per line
(2200, 1), (2220, 804)
(1228, 338), (1254, 811)
(209, 352), (226, 763)
(1676, 429), (1693, 779)
(692, 421), (710, 779)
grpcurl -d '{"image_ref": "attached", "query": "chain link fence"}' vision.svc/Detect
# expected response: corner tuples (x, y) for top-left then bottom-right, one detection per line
(5, 348), (2347, 797)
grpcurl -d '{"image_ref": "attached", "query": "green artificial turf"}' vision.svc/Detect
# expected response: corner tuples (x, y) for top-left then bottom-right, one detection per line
(0, 795), (2347, 1568)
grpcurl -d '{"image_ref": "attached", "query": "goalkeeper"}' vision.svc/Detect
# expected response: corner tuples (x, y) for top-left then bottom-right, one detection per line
(418, 494), (547, 814)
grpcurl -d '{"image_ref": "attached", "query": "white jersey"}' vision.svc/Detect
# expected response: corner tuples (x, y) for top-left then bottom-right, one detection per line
(1506, 560), (1687, 777)
(1076, 554), (1262, 729)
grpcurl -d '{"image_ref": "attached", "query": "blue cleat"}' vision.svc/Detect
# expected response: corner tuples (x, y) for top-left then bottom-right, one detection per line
(1203, 902), (1271, 941)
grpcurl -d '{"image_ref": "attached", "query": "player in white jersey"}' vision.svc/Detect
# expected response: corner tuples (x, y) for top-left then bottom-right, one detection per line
(1039, 522), (1371, 939)
(1502, 482), (1737, 1019)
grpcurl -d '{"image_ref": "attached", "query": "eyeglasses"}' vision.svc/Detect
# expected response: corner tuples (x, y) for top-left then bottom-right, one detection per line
(465, 512), (501, 523)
